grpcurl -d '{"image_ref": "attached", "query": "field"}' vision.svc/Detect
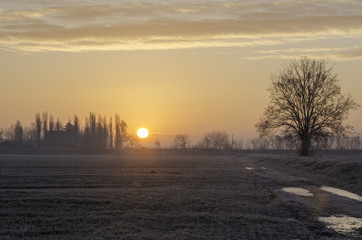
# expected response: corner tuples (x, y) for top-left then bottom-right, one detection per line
(0, 153), (361, 239)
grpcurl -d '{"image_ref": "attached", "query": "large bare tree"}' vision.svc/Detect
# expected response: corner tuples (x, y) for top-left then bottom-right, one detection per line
(256, 57), (359, 156)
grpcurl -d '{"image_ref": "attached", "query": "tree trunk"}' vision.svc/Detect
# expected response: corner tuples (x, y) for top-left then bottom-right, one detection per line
(301, 138), (311, 156)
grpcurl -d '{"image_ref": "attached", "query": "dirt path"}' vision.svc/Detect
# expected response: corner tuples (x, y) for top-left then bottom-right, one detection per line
(237, 155), (362, 238)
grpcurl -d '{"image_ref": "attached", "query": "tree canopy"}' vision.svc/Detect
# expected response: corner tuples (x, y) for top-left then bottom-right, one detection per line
(256, 57), (359, 156)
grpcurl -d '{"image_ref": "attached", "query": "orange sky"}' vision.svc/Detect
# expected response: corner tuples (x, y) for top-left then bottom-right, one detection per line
(0, 0), (361, 145)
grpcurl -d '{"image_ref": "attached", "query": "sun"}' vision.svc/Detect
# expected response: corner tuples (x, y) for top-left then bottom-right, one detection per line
(137, 128), (149, 139)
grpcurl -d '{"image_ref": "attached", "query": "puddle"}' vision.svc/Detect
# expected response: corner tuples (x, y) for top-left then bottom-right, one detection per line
(318, 215), (362, 237)
(321, 186), (362, 202)
(245, 167), (255, 170)
(282, 187), (314, 197)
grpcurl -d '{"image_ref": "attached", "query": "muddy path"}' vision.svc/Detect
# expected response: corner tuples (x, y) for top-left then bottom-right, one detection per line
(237, 155), (362, 238)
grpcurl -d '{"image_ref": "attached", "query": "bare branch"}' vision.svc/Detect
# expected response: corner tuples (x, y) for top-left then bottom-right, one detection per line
(256, 57), (360, 155)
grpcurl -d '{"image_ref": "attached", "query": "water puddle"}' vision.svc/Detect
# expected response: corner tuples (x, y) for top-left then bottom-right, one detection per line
(245, 167), (255, 170)
(321, 186), (362, 202)
(318, 215), (362, 237)
(282, 187), (314, 197)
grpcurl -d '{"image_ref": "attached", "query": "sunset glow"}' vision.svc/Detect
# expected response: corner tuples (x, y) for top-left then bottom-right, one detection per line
(0, 2), (361, 237)
(0, 0), (361, 143)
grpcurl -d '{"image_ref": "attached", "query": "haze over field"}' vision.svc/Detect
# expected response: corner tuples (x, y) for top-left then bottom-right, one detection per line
(1, 0), (361, 142)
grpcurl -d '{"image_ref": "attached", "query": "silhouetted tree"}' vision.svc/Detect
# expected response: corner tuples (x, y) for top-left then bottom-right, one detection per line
(120, 120), (127, 147)
(115, 114), (121, 149)
(42, 112), (48, 138)
(83, 119), (90, 149)
(96, 115), (108, 149)
(5, 125), (15, 141)
(35, 113), (42, 147)
(73, 115), (80, 147)
(14, 121), (23, 143)
(173, 134), (191, 149)
(96, 115), (103, 149)
(102, 116), (108, 149)
(55, 118), (63, 132)
(128, 134), (139, 149)
(109, 117), (113, 149)
(89, 113), (96, 146)
(201, 131), (230, 150)
(256, 57), (359, 156)
(0, 129), (3, 143)
(23, 125), (36, 145)
(64, 121), (74, 133)
(237, 138), (244, 150)
(115, 114), (127, 150)
(49, 115), (54, 132)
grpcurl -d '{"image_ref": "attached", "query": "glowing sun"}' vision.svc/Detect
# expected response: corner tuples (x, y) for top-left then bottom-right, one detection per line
(137, 128), (149, 139)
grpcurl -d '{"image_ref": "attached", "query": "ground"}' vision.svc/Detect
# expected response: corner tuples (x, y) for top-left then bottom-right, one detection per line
(0, 153), (361, 239)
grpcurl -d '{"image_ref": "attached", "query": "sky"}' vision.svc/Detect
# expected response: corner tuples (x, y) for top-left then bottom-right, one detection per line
(0, 0), (361, 145)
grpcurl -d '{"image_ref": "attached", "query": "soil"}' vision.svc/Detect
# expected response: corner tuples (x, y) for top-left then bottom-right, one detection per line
(0, 153), (360, 239)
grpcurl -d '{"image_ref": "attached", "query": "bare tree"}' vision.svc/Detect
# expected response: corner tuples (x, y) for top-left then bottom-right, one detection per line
(128, 134), (139, 149)
(201, 131), (230, 150)
(256, 57), (359, 156)
(237, 138), (244, 150)
(5, 125), (15, 141)
(173, 134), (191, 150)
(23, 125), (36, 145)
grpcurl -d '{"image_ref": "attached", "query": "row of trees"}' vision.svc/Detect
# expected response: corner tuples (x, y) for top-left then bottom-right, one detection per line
(0, 112), (134, 151)
(173, 131), (238, 150)
(172, 132), (362, 151)
(1, 119), (360, 152)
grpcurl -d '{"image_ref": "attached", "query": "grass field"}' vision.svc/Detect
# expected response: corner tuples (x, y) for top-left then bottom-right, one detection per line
(0, 153), (361, 239)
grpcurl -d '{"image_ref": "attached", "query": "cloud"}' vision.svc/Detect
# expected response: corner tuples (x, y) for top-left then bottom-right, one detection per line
(0, 1), (361, 52)
(334, 48), (362, 60)
(241, 46), (362, 61)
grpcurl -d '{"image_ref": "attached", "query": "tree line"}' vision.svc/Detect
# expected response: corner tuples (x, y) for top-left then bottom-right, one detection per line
(1, 117), (361, 152)
(171, 132), (362, 151)
(0, 112), (131, 151)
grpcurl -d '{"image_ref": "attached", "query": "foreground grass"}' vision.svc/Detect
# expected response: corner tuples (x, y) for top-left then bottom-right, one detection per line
(0, 154), (351, 239)
(251, 153), (362, 195)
